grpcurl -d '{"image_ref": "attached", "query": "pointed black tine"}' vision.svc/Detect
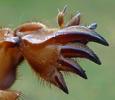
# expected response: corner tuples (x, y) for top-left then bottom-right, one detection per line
(60, 44), (101, 65)
(55, 73), (69, 94)
(58, 57), (87, 79)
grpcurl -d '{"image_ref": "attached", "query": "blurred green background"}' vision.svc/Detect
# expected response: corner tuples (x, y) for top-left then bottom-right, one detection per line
(0, 0), (114, 100)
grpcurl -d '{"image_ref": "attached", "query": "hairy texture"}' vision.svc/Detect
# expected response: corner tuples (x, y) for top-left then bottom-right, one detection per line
(14, 15), (108, 93)
(0, 6), (109, 97)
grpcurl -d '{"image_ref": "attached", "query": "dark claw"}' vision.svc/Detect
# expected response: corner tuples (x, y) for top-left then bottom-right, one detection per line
(22, 25), (109, 47)
(60, 43), (101, 65)
(53, 71), (69, 94)
(92, 32), (109, 46)
(58, 57), (87, 79)
(52, 26), (109, 46)
(55, 73), (69, 94)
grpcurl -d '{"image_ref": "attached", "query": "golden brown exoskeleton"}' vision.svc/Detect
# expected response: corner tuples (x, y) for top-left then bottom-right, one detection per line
(0, 6), (109, 99)
(0, 28), (23, 99)
(0, 28), (23, 90)
(13, 6), (109, 94)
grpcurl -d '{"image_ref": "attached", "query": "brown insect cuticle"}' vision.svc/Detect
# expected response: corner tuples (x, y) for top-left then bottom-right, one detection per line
(0, 5), (109, 98)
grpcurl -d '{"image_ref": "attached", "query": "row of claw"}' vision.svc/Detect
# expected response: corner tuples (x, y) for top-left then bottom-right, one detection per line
(0, 6), (109, 99)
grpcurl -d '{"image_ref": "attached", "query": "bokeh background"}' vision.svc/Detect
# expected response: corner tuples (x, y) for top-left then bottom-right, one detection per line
(0, 0), (114, 100)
